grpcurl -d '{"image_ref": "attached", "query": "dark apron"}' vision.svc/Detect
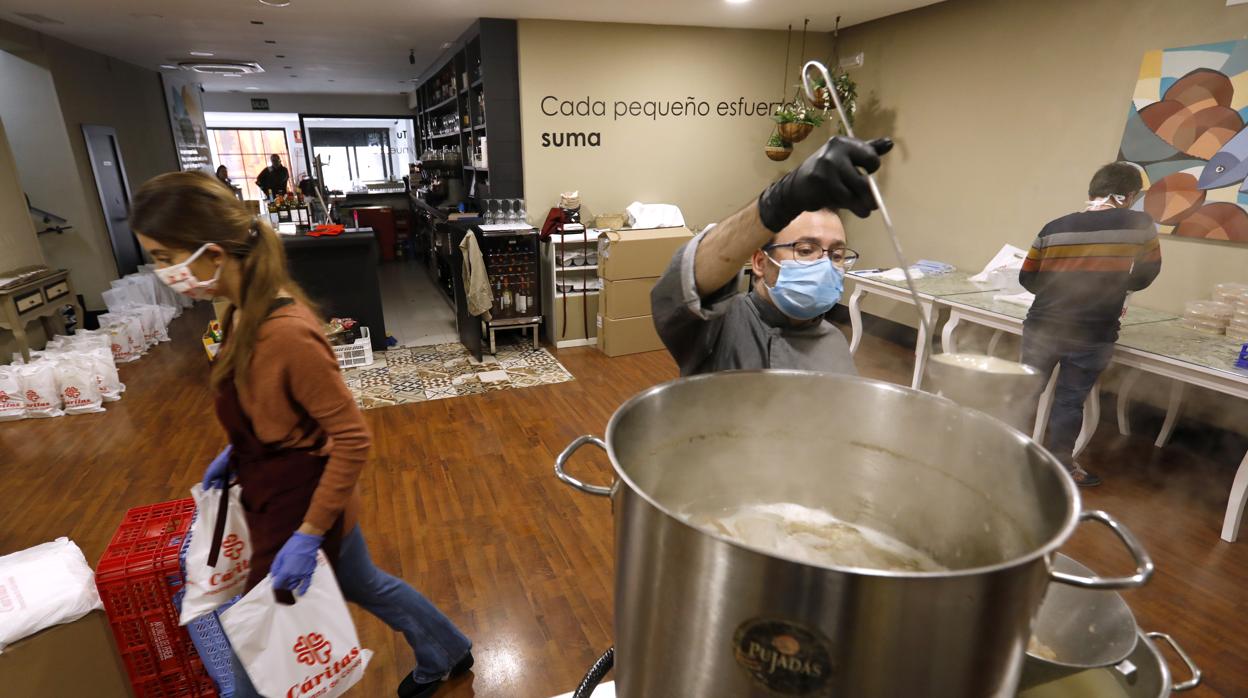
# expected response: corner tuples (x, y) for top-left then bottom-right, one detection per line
(208, 300), (345, 594)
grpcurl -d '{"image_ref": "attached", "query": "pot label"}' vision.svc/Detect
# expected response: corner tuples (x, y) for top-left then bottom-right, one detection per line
(733, 618), (834, 695)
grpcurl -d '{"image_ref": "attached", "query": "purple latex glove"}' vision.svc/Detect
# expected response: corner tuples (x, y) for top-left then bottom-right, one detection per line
(270, 532), (323, 595)
(202, 445), (233, 489)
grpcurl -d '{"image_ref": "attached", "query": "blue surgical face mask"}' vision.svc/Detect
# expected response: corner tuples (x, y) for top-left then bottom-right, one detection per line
(765, 256), (845, 320)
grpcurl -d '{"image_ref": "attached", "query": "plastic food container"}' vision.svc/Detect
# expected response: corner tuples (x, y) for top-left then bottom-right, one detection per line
(1181, 317), (1227, 335)
(1213, 282), (1248, 304)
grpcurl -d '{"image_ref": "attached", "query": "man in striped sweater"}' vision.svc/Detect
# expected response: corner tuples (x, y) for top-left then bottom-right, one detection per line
(1020, 162), (1162, 486)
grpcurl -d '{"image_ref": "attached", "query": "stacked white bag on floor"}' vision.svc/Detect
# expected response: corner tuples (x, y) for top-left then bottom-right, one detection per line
(3, 331), (126, 420)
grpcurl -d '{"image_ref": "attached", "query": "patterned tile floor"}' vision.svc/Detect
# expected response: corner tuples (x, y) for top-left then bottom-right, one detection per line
(342, 340), (575, 410)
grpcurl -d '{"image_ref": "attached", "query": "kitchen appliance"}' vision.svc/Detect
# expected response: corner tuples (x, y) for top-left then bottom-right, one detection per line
(1018, 631), (1201, 698)
(1022, 553), (1140, 686)
(926, 353), (1047, 432)
(556, 371), (1152, 698)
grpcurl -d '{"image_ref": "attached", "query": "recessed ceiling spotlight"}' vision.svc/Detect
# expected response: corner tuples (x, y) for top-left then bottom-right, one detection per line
(265, 40), (277, 44)
(283, 65), (293, 69)
(189, 51), (215, 57)
(250, 20), (264, 25)
(289, 74), (298, 78)
(258, 0), (291, 7)
(725, 0), (750, 4)
(440, 42), (452, 49)
(244, 86), (261, 91)
(328, 79), (335, 82)
(275, 54), (286, 58)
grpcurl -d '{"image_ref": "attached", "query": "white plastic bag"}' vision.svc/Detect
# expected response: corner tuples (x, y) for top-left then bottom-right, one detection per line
(55, 355), (105, 415)
(180, 484), (252, 625)
(17, 362), (63, 418)
(86, 347), (124, 402)
(0, 366), (26, 421)
(0, 538), (103, 652)
(102, 322), (139, 363)
(220, 553), (372, 698)
(101, 313), (145, 360)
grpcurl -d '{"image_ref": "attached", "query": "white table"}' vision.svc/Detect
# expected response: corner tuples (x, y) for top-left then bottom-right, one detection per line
(845, 271), (998, 389)
(1110, 321), (1248, 542)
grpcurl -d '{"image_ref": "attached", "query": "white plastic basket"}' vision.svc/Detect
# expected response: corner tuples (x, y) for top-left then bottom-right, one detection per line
(334, 327), (374, 369)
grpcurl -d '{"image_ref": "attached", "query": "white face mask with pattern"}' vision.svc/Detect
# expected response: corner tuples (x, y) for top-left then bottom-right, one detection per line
(154, 244), (221, 300)
(1084, 194), (1127, 211)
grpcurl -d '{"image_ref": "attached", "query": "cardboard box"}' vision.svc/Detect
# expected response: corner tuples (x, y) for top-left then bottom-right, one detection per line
(598, 314), (665, 357)
(601, 277), (659, 320)
(597, 226), (692, 281)
(0, 610), (133, 697)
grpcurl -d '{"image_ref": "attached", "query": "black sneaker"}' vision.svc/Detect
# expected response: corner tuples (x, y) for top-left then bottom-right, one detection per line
(396, 653), (474, 698)
(1068, 466), (1102, 487)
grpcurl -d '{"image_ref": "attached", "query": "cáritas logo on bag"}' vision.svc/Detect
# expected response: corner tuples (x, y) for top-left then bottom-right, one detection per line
(208, 534), (250, 591)
(733, 618), (834, 695)
(287, 632), (364, 698)
(222, 534), (245, 560)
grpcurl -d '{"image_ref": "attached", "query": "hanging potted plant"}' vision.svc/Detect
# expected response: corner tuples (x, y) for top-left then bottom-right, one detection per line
(774, 100), (822, 144)
(764, 132), (793, 161)
(815, 73), (858, 134)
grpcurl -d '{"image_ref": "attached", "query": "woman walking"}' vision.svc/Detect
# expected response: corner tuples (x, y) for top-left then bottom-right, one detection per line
(131, 171), (471, 698)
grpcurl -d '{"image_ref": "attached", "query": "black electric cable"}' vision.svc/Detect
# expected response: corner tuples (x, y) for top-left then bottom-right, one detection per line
(573, 646), (615, 698)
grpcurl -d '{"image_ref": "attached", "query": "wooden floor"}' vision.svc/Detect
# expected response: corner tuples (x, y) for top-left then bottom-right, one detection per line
(2, 306), (1245, 697)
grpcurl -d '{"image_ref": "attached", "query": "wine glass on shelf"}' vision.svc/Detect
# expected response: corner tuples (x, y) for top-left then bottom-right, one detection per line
(484, 199), (496, 225)
(501, 199), (515, 225)
(516, 199), (528, 226)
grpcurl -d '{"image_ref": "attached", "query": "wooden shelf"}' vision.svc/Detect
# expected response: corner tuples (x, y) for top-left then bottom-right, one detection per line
(424, 95), (458, 114)
(428, 131), (461, 140)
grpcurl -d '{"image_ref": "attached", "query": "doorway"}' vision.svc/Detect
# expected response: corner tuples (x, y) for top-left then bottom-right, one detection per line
(82, 125), (141, 277)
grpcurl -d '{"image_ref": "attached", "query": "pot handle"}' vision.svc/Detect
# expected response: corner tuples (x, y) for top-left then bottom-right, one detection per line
(1146, 632), (1202, 692)
(1049, 510), (1154, 589)
(554, 435), (613, 497)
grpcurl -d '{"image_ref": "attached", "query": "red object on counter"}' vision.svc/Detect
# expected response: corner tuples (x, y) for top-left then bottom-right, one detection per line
(307, 224), (345, 237)
(353, 206), (397, 261)
(96, 499), (217, 697)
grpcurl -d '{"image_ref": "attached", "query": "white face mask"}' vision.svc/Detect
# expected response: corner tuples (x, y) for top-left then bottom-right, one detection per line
(1084, 194), (1127, 211)
(154, 243), (221, 300)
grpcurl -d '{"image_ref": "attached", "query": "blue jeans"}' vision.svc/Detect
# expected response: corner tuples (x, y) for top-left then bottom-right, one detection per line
(230, 526), (471, 696)
(1021, 330), (1116, 467)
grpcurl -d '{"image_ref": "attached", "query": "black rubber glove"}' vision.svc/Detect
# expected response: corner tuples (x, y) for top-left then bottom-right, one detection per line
(757, 136), (894, 231)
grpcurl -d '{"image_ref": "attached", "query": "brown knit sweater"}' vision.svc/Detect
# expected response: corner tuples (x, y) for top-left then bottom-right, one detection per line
(235, 301), (370, 533)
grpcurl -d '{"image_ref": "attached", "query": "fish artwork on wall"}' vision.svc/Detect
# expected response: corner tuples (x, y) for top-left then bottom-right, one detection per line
(1117, 40), (1248, 243)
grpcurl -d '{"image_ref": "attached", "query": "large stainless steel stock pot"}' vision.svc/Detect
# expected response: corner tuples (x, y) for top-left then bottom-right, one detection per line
(556, 371), (1153, 697)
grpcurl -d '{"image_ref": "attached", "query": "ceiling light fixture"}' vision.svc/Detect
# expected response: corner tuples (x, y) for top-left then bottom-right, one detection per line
(275, 54), (286, 58)
(725, 0), (750, 4)
(189, 51), (214, 57)
(265, 40), (277, 44)
(258, 0), (291, 7)
(440, 42), (452, 50)
(250, 20), (264, 25)
(245, 86), (261, 91)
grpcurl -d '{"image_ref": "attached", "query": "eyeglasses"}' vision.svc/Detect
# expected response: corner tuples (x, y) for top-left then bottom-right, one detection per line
(764, 241), (860, 268)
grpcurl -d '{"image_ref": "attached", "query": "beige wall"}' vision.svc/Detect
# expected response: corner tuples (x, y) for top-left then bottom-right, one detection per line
(0, 49), (112, 311)
(0, 19), (176, 311)
(840, 0), (1248, 324)
(0, 116), (49, 360)
(839, 0), (1248, 434)
(518, 20), (833, 228)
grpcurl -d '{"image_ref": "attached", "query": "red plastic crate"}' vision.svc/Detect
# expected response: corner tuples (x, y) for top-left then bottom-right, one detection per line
(96, 498), (218, 697)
